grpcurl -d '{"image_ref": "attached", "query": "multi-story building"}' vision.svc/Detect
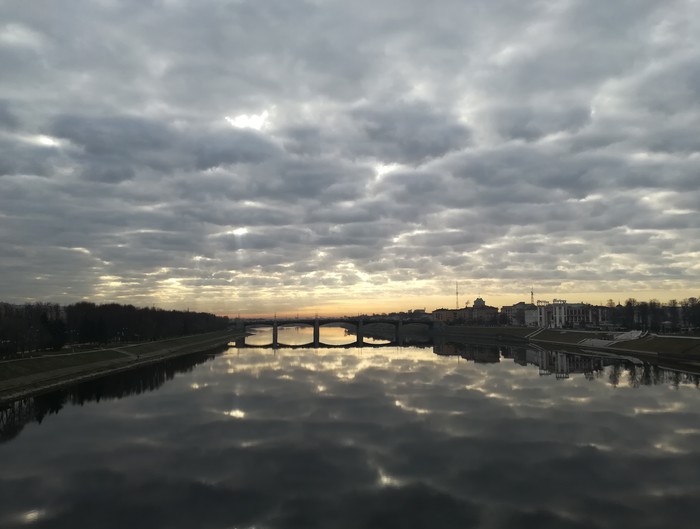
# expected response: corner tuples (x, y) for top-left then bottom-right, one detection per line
(432, 298), (498, 325)
(432, 308), (457, 323)
(536, 299), (611, 328)
(470, 298), (499, 323)
(552, 299), (567, 328)
(500, 302), (538, 326)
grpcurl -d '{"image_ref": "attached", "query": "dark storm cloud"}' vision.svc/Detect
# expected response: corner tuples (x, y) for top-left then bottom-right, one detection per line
(1, 0), (700, 310)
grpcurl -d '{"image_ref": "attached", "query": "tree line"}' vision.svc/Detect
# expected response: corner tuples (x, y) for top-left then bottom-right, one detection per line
(606, 297), (700, 333)
(1, 349), (220, 443)
(0, 301), (229, 358)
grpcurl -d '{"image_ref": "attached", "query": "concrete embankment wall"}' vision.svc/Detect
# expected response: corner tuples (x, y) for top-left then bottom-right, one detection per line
(434, 325), (532, 344)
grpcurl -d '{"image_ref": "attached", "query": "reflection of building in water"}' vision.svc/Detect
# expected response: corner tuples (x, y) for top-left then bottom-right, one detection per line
(433, 341), (501, 363)
(524, 350), (607, 379)
(434, 341), (463, 356)
(512, 350), (527, 366)
(437, 341), (700, 387)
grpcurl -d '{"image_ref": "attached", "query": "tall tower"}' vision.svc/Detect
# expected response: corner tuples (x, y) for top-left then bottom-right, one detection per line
(455, 282), (459, 310)
(531, 287), (534, 305)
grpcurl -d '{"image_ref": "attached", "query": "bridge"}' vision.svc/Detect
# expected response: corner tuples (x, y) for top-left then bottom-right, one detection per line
(232, 338), (434, 350)
(242, 317), (434, 348)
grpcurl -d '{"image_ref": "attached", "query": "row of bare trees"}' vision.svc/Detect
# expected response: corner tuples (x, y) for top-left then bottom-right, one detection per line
(605, 297), (700, 333)
(0, 301), (229, 358)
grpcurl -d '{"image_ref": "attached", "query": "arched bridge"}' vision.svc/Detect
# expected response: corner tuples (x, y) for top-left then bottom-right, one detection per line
(243, 317), (434, 348)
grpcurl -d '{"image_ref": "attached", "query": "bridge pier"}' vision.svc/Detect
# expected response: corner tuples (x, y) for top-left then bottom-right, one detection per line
(243, 317), (432, 348)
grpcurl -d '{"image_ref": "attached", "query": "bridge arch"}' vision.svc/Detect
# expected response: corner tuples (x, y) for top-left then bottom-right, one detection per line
(242, 317), (433, 347)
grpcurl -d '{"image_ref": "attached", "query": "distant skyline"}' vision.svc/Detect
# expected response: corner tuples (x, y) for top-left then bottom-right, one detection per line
(1, 1), (699, 317)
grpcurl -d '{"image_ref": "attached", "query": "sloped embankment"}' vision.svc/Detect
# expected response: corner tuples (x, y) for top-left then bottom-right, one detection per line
(436, 325), (532, 344)
(0, 330), (243, 404)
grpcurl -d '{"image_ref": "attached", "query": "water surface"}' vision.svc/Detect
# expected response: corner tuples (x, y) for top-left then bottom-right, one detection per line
(2, 327), (700, 528)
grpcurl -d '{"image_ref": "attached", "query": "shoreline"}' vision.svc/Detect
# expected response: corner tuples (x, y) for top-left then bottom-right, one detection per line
(5, 325), (700, 405)
(0, 330), (245, 405)
(435, 324), (700, 362)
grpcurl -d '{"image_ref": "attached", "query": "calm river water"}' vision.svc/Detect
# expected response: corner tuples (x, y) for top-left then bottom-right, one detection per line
(2, 326), (700, 528)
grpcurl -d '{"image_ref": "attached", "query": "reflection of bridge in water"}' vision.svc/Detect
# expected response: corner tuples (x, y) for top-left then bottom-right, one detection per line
(235, 337), (433, 349)
(5, 339), (700, 445)
(244, 318), (434, 348)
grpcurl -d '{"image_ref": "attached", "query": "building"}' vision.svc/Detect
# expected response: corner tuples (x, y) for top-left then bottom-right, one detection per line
(432, 298), (499, 325)
(500, 302), (538, 326)
(536, 299), (611, 328)
(432, 308), (457, 323)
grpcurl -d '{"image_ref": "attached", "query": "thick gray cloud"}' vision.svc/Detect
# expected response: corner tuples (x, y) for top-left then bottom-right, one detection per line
(0, 100), (19, 130)
(1, 0), (699, 314)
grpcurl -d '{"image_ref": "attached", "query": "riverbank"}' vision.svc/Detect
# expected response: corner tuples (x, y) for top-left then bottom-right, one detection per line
(0, 330), (244, 404)
(529, 328), (700, 361)
(435, 325), (533, 343)
(434, 325), (700, 361)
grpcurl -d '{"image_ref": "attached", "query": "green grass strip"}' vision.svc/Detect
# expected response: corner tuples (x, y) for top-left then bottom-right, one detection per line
(0, 350), (126, 382)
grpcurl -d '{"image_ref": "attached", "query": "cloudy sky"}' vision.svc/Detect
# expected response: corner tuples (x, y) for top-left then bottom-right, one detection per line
(1, 0), (699, 316)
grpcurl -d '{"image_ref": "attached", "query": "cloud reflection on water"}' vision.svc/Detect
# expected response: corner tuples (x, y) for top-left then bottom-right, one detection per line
(2, 331), (700, 528)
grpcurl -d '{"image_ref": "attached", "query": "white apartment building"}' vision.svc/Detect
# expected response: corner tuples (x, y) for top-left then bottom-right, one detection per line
(536, 299), (610, 328)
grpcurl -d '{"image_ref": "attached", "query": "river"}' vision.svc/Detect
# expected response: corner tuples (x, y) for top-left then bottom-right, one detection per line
(2, 326), (700, 528)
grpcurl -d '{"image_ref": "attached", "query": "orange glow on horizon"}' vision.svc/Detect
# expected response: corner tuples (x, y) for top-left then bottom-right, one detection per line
(215, 287), (696, 319)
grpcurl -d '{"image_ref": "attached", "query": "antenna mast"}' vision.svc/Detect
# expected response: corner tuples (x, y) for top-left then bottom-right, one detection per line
(456, 281), (459, 309)
(531, 287), (534, 305)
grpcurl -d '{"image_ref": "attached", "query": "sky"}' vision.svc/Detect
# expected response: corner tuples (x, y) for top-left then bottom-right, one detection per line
(1, 0), (699, 317)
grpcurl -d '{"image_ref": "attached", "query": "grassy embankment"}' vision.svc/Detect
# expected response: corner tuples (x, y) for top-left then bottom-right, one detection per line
(0, 350), (125, 381)
(613, 336), (700, 356)
(530, 329), (700, 359)
(0, 330), (242, 401)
